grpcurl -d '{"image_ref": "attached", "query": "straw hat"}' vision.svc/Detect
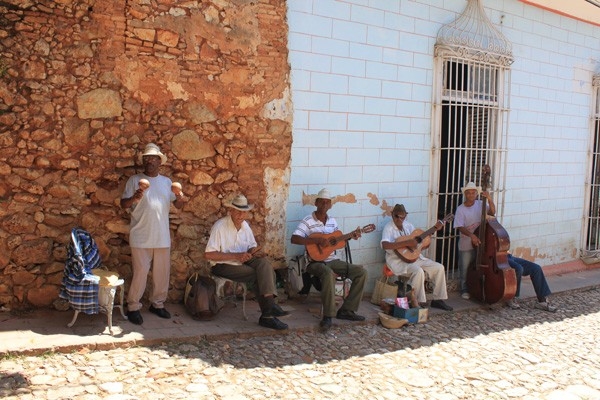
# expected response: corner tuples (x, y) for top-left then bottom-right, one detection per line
(225, 194), (254, 211)
(139, 143), (167, 165)
(92, 269), (121, 286)
(378, 312), (409, 329)
(316, 188), (332, 200)
(461, 182), (482, 195)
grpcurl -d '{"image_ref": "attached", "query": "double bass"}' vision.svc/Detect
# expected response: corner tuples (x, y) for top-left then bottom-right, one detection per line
(466, 165), (517, 304)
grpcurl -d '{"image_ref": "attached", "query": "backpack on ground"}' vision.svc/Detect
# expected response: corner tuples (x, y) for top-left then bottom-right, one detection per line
(286, 254), (306, 298)
(184, 273), (223, 320)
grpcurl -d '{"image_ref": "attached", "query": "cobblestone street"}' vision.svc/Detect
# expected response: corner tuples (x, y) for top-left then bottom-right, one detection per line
(2, 286), (600, 400)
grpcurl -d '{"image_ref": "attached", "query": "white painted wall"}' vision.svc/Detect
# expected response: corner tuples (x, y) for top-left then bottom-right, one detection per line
(285, 0), (600, 290)
(500, 0), (600, 262)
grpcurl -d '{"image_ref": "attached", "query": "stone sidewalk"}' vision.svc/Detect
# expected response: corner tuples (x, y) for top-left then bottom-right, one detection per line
(2, 266), (600, 356)
(2, 268), (600, 399)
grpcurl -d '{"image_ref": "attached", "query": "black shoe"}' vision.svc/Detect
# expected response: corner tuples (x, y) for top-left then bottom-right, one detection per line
(320, 316), (332, 330)
(127, 310), (143, 325)
(430, 299), (453, 311)
(271, 304), (291, 317)
(149, 305), (171, 319)
(258, 316), (288, 330)
(336, 309), (365, 321)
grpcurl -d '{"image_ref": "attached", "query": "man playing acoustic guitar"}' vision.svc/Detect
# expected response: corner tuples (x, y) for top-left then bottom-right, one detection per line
(291, 188), (368, 331)
(381, 204), (453, 311)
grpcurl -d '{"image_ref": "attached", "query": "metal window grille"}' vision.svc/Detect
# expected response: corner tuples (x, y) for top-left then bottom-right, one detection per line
(430, 57), (510, 282)
(583, 77), (600, 260)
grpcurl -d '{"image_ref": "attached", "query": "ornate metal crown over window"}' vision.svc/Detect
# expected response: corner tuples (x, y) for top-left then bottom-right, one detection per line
(435, 0), (513, 66)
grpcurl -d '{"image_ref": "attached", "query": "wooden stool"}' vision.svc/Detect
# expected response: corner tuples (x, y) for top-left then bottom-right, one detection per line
(67, 278), (127, 335)
(383, 264), (412, 296)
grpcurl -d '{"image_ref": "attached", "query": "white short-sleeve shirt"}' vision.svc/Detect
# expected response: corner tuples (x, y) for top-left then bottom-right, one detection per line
(205, 215), (258, 266)
(454, 200), (486, 251)
(122, 174), (175, 248)
(292, 213), (340, 262)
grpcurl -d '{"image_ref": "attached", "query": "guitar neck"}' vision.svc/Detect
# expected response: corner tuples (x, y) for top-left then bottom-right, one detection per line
(418, 225), (438, 241)
(337, 231), (357, 243)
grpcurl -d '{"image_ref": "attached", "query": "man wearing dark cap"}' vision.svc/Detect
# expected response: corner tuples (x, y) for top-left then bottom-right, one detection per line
(291, 188), (367, 331)
(381, 204), (453, 311)
(205, 193), (289, 330)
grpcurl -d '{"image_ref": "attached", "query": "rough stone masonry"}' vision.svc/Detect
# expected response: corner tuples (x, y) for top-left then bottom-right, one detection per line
(0, 0), (292, 310)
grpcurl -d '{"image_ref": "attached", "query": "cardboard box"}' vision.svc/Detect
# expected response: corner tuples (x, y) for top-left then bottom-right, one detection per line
(393, 305), (428, 323)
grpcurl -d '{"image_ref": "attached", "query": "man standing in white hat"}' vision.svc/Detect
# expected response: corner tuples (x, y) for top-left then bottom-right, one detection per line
(453, 182), (494, 300)
(205, 194), (289, 330)
(121, 143), (185, 325)
(291, 188), (367, 331)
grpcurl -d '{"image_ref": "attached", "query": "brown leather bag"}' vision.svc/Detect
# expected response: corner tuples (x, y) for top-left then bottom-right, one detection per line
(184, 273), (223, 321)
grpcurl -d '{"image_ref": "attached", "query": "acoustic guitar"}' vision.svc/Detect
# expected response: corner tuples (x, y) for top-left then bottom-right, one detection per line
(394, 214), (454, 263)
(306, 224), (376, 261)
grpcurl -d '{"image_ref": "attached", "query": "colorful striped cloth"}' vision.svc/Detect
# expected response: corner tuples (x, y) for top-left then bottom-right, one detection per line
(59, 227), (102, 314)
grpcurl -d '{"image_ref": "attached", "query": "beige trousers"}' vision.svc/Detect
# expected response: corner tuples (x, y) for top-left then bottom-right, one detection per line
(386, 256), (448, 303)
(127, 247), (171, 311)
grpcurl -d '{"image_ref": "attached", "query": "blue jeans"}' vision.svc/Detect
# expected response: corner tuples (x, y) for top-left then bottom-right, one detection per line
(458, 249), (475, 294)
(507, 254), (551, 302)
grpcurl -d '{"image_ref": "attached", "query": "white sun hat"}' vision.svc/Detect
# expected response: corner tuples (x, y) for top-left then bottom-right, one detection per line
(225, 194), (254, 211)
(139, 143), (167, 165)
(461, 182), (482, 195)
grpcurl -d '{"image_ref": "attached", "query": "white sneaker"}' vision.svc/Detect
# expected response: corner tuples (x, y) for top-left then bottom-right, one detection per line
(506, 298), (521, 309)
(461, 292), (470, 300)
(534, 301), (557, 312)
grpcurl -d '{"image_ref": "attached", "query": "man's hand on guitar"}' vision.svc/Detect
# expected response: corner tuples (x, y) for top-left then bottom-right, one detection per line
(403, 238), (419, 249)
(351, 226), (362, 240)
(311, 236), (329, 248)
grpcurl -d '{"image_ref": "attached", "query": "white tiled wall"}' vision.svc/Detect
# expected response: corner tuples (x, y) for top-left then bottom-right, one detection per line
(285, 0), (600, 281)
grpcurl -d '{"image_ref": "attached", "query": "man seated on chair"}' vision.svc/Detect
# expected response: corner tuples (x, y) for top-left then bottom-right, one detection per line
(204, 193), (289, 331)
(290, 188), (367, 331)
(381, 204), (453, 311)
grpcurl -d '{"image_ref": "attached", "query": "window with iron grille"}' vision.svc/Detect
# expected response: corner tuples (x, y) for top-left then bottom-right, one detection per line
(583, 76), (600, 260)
(430, 0), (513, 283)
(431, 56), (510, 281)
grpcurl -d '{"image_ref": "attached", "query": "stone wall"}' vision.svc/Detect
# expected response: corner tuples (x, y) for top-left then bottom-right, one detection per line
(0, 0), (292, 310)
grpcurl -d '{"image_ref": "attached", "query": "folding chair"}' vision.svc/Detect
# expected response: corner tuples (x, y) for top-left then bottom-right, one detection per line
(297, 241), (352, 298)
(59, 227), (127, 334)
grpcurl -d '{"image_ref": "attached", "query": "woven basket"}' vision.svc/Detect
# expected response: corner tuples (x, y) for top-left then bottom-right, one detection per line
(378, 312), (409, 329)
